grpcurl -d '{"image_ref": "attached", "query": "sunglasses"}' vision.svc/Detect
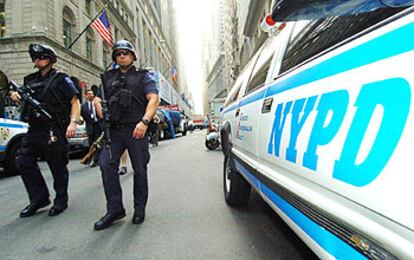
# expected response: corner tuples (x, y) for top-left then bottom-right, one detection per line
(32, 55), (49, 60)
(115, 51), (131, 57)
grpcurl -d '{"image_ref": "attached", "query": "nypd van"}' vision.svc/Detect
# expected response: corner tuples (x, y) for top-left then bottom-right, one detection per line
(220, 2), (414, 259)
(0, 118), (27, 175)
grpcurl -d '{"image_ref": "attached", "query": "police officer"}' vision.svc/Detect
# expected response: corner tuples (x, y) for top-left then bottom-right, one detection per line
(10, 43), (80, 217)
(93, 40), (159, 230)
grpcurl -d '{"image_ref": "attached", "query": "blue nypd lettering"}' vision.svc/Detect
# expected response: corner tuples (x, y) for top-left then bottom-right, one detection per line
(267, 78), (411, 186)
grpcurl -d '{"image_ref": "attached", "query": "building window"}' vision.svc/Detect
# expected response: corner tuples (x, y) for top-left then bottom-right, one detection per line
(63, 7), (75, 48)
(114, 27), (119, 41)
(86, 37), (92, 59)
(85, 0), (92, 16)
(63, 19), (72, 48)
(0, 0), (6, 38)
(86, 30), (94, 61)
(103, 43), (110, 68)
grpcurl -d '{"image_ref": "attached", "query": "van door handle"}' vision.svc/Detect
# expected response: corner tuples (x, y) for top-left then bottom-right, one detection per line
(262, 97), (273, 113)
(235, 108), (240, 117)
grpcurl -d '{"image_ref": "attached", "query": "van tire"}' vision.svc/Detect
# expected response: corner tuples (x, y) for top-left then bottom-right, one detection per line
(3, 140), (21, 176)
(223, 155), (250, 206)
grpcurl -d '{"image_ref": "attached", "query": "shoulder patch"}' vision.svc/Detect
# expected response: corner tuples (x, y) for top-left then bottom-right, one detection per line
(63, 76), (75, 87)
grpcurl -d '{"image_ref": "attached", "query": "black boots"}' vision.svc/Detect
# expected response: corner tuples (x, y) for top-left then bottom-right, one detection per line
(94, 211), (126, 230)
(132, 210), (145, 225)
(48, 205), (68, 216)
(20, 199), (51, 217)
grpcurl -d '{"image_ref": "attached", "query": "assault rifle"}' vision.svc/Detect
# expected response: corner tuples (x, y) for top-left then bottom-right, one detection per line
(80, 76), (112, 164)
(80, 133), (103, 165)
(0, 70), (52, 120)
(100, 73), (112, 159)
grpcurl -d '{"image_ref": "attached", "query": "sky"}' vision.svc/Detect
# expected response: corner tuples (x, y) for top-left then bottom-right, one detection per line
(173, 0), (213, 114)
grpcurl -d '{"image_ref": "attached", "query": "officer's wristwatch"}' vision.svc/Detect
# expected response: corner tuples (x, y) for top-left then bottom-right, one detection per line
(141, 118), (150, 126)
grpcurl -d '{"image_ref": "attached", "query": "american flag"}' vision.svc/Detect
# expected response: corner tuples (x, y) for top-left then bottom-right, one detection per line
(91, 10), (113, 47)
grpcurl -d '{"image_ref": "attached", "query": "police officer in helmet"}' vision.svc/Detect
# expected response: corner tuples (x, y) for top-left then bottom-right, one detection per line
(93, 40), (159, 230)
(10, 43), (80, 217)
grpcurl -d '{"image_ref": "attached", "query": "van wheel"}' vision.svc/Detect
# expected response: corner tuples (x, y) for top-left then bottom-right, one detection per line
(3, 140), (21, 176)
(223, 155), (250, 206)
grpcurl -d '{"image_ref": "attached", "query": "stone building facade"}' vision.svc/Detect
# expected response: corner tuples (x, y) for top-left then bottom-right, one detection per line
(0, 0), (182, 98)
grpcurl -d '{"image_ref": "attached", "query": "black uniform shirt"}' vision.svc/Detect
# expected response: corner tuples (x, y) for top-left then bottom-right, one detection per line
(98, 66), (159, 98)
(23, 68), (78, 127)
(24, 68), (79, 101)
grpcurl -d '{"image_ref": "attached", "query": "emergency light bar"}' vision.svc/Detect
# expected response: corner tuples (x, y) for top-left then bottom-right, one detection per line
(260, 14), (286, 33)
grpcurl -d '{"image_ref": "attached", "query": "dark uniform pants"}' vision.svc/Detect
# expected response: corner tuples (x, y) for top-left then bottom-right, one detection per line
(99, 125), (150, 213)
(16, 129), (69, 207)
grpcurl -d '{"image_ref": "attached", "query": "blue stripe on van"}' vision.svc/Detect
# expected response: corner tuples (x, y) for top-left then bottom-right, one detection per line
(222, 103), (239, 114)
(0, 122), (25, 129)
(234, 160), (366, 260)
(0, 145), (6, 152)
(238, 88), (267, 108)
(223, 21), (414, 114)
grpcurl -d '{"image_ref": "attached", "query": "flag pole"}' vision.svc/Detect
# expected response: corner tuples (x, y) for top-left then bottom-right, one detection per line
(66, 5), (108, 50)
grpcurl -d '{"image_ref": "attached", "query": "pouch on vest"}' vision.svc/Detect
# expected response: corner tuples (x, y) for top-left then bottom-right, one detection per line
(109, 95), (120, 122)
(118, 89), (132, 111)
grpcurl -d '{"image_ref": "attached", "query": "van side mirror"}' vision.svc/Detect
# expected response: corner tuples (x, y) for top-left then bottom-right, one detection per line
(219, 106), (223, 113)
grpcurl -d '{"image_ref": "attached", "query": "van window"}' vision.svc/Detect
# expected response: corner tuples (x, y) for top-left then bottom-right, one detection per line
(224, 80), (242, 107)
(280, 7), (404, 74)
(246, 57), (272, 93)
(246, 38), (276, 94)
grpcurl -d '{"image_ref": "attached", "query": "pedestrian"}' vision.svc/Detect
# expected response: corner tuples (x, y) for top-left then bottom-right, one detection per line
(81, 89), (102, 167)
(160, 109), (175, 139)
(10, 43), (80, 217)
(93, 40), (159, 230)
(118, 150), (128, 175)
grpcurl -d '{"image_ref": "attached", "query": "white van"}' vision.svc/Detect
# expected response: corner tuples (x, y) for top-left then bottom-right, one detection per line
(220, 4), (414, 259)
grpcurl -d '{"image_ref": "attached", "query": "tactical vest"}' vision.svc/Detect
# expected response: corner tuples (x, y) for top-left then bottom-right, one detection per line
(23, 69), (72, 131)
(102, 68), (148, 125)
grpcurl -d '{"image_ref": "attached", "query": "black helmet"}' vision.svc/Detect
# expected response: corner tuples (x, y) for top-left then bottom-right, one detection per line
(28, 43), (57, 63)
(112, 40), (137, 62)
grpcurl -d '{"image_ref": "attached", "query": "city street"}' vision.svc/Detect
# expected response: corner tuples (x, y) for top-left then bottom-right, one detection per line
(0, 130), (316, 260)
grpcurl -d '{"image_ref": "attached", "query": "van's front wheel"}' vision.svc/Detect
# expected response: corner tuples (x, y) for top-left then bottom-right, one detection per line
(223, 155), (250, 206)
(3, 140), (21, 176)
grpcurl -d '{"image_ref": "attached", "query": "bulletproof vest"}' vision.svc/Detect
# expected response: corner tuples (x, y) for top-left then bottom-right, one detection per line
(22, 69), (72, 131)
(103, 68), (148, 124)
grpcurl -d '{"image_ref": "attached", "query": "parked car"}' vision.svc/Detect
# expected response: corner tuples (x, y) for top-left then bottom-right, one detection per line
(68, 122), (89, 153)
(220, 4), (414, 259)
(0, 118), (27, 176)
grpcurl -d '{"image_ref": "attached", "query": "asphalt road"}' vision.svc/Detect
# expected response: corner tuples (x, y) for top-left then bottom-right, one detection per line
(0, 130), (317, 260)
